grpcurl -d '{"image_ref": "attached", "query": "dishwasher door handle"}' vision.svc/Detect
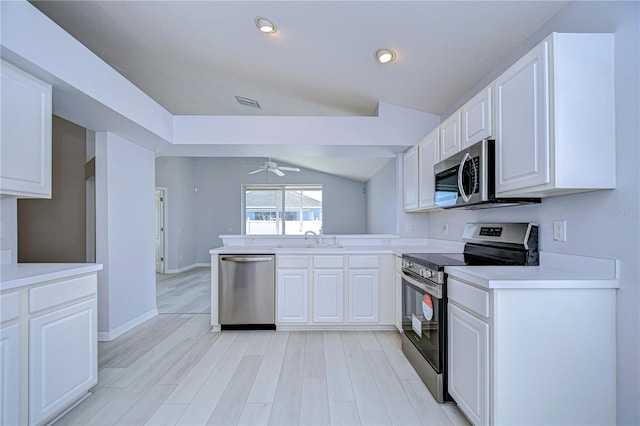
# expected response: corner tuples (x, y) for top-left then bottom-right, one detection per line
(220, 256), (273, 263)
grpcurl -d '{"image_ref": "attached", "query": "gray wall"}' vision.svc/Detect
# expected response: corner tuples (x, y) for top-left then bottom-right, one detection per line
(18, 115), (86, 262)
(430, 2), (639, 423)
(156, 157), (368, 265)
(365, 159), (396, 234)
(155, 157), (197, 272)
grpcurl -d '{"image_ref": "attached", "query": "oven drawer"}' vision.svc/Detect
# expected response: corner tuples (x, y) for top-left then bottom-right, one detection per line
(448, 277), (489, 318)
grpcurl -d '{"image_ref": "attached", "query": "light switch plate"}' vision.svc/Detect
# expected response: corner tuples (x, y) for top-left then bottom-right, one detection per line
(553, 220), (567, 242)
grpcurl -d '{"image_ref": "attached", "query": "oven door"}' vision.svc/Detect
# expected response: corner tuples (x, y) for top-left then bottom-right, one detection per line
(402, 272), (445, 373)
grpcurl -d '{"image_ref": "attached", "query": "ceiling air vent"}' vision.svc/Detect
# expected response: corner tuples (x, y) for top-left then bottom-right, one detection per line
(235, 96), (261, 109)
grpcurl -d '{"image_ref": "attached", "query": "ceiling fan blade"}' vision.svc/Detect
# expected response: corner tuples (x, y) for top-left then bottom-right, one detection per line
(270, 168), (285, 176)
(248, 168), (265, 174)
(278, 166), (300, 172)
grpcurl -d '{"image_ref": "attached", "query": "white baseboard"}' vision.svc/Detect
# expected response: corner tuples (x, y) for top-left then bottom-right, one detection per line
(98, 308), (158, 341)
(164, 262), (210, 274)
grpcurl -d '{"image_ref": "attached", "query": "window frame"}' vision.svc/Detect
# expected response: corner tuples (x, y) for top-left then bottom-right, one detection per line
(242, 184), (323, 236)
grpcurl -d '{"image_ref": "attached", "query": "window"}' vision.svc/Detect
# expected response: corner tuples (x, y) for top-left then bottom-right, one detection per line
(243, 185), (322, 235)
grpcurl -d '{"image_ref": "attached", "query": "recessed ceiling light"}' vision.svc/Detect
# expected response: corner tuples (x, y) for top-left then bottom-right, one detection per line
(374, 48), (396, 64)
(255, 17), (277, 34)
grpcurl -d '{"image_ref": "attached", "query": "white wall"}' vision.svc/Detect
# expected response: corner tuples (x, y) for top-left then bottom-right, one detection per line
(429, 2), (639, 423)
(96, 132), (157, 338)
(0, 197), (18, 264)
(155, 157), (197, 272)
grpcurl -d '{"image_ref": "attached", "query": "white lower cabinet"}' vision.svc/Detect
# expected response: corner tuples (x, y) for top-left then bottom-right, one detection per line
(348, 256), (380, 323)
(0, 272), (98, 425)
(1, 323), (20, 426)
(313, 269), (344, 322)
(276, 254), (390, 328)
(277, 269), (309, 323)
(348, 270), (379, 322)
(448, 303), (489, 426)
(447, 275), (616, 425)
(29, 299), (97, 426)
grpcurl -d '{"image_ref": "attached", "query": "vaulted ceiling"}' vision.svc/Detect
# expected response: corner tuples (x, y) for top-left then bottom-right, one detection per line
(30, 1), (569, 180)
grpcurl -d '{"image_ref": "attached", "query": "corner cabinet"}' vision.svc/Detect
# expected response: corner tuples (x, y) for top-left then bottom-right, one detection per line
(0, 61), (52, 198)
(494, 33), (615, 197)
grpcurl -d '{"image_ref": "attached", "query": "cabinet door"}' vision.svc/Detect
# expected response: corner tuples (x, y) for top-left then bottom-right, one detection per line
(462, 87), (492, 148)
(313, 270), (344, 322)
(448, 303), (489, 426)
(29, 299), (97, 426)
(0, 61), (52, 198)
(1, 323), (20, 426)
(440, 111), (461, 160)
(494, 41), (550, 194)
(348, 270), (379, 323)
(277, 269), (309, 323)
(418, 130), (439, 209)
(403, 145), (419, 211)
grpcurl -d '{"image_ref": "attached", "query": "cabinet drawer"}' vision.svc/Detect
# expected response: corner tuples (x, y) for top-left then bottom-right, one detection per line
(448, 277), (490, 318)
(29, 274), (97, 314)
(313, 255), (344, 268)
(0, 291), (19, 323)
(348, 256), (379, 268)
(278, 255), (309, 268)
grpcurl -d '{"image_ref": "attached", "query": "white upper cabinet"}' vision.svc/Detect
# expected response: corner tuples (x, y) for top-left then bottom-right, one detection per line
(403, 145), (419, 211)
(418, 128), (439, 209)
(495, 33), (615, 197)
(462, 86), (492, 148)
(439, 111), (461, 160)
(0, 61), (52, 198)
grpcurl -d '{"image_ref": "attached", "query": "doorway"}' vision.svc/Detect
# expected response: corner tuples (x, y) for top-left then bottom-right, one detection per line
(155, 187), (166, 274)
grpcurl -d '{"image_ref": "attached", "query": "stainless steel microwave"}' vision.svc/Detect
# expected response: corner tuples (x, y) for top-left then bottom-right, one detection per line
(433, 140), (540, 209)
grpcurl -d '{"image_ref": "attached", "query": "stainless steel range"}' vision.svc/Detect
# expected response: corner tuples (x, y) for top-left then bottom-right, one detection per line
(400, 222), (539, 403)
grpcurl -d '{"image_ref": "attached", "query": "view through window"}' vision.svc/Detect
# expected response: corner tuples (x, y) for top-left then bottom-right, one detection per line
(243, 185), (323, 235)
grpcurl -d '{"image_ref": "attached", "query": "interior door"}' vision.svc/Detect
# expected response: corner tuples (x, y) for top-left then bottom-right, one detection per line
(155, 188), (165, 273)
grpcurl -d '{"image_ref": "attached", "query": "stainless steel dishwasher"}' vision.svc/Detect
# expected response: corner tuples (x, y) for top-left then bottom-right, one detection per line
(218, 254), (275, 330)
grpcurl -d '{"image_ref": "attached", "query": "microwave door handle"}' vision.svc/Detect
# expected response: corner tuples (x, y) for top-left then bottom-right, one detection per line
(458, 153), (472, 202)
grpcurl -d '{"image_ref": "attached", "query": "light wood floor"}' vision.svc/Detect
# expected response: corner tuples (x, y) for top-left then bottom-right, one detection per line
(56, 268), (470, 425)
(156, 267), (211, 314)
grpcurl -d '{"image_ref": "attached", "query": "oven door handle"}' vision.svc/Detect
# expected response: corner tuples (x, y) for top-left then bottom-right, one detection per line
(402, 271), (443, 299)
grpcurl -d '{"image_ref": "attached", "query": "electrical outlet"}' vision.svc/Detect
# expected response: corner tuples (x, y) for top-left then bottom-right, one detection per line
(442, 221), (449, 234)
(553, 220), (567, 242)
(405, 223), (413, 233)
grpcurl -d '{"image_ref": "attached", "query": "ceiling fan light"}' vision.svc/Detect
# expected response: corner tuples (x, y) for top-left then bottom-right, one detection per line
(255, 17), (277, 34)
(374, 48), (396, 64)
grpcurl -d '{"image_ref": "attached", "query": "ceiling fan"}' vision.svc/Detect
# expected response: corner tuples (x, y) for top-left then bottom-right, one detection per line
(249, 158), (301, 177)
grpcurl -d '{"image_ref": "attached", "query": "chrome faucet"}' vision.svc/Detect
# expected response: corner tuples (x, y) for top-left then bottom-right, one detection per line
(304, 230), (322, 244)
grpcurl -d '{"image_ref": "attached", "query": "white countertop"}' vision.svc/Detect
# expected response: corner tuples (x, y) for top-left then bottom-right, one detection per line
(211, 243), (464, 257)
(1, 263), (103, 291)
(445, 252), (619, 290)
